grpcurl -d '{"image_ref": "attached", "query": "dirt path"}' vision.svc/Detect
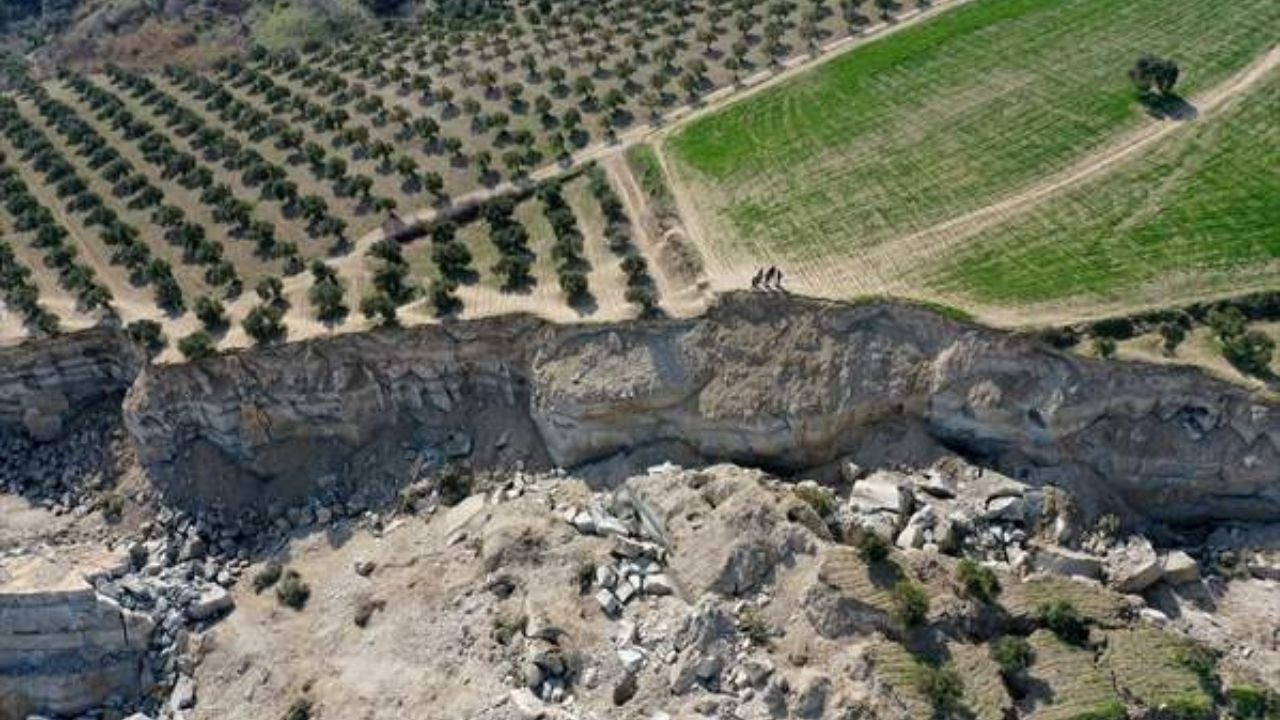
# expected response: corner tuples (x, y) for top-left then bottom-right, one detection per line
(602, 155), (710, 317)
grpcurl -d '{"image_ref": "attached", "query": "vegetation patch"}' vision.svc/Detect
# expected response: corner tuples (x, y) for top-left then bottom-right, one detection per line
(1025, 630), (1125, 720)
(1002, 575), (1129, 628)
(930, 71), (1280, 309)
(1103, 628), (1216, 720)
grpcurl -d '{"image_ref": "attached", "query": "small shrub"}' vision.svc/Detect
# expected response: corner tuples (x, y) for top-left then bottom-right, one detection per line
(912, 661), (963, 713)
(956, 558), (1000, 604)
(1226, 685), (1280, 719)
(353, 598), (386, 628)
(1094, 513), (1121, 541)
(97, 493), (124, 521)
(737, 606), (772, 647)
(1039, 326), (1079, 349)
(1090, 317), (1135, 340)
(243, 303), (286, 344)
(1208, 306), (1247, 340)
(195, 295), (228, 331)
(794, 485), (835, 517)
(990, 636), (1034, 678)
(177, 330), (215, 360)
(253, 561), (283, 593)
(276, 569), (311, 610)
(281, 696), (312, 720)
(1037, 600), (1088, 646)
(1160, 321), (1187, 355)
(575, 561), (596, 595)
(437, 464), (471, 506)
(891, 580), (930, 628)
(857, 530), (890, 564)
(490, 612), (527, 645)
(126, 319), (165, 353)
(1222, 330), (1274, 377)
(1092, 336), (1117, 359)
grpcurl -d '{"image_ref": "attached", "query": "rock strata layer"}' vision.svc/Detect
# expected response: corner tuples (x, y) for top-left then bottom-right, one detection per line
(3, 294), (1276, 523)
(0, 550), (152, 718)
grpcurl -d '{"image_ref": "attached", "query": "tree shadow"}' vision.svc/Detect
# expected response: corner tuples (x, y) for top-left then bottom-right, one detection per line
(867, 557), (906, 589)
(1140, 93), (1198, 120)
(569, 291), (598, 317)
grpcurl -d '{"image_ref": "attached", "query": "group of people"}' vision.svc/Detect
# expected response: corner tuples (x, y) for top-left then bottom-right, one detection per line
(751, 266), (785, 291)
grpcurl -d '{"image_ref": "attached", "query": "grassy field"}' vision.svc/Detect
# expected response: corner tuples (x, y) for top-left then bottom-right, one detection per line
(666, 0), (1279, 269)
(928, 71), (1280, 309)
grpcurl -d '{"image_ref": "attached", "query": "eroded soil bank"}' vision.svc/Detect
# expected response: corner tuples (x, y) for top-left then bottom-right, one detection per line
(2, 293), (1276, 523)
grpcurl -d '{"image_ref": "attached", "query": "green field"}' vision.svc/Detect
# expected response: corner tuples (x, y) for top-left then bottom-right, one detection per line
(667, 0), (1279, 263)
(929, 71), (1280, 305)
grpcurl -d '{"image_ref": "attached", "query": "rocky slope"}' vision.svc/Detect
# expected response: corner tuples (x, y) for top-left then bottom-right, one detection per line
(114, 294), (1279, 524)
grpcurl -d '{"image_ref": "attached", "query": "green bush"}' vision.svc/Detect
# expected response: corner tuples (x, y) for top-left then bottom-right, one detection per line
(1037, 600), (1088, 646)
(956, 558), (1000, 603)
(1160, 321), (1187, 354)
(276, 569), (311, 610)
(1222, 330), (1274, 377)
(737, 606), (772, 647)
(1208, 306), (1247, 340)
(126, 319), (165, 353)
(891, 580), (930, 628)
(177, 330), (215, 360)
(990, 636), (1034, 677)
(1227, 685), (1280, 719)
(1090, 317), (1135, 340)
(794, 485), (835, 517)
(1093, 336), (1117, 359)
(243, 303), (286, 344)
(194, 295), (228, 331)
(253, 561), (283, 594)
(857, 530), (891, 563)
(912, 661), (963, 713)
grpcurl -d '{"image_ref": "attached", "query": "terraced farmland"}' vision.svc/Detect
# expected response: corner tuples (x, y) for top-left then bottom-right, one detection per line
(664, 0), (1280, 314)
(1025, 630), (1126, 720)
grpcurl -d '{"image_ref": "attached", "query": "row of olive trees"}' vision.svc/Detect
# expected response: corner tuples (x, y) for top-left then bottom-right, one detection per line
(153, 66), (355, 254)
(0, 97), (151, 312)
(48, 75), (245, 299)
(538, 181), (592, 304)
(586, 165), (658, 313)
(0, 235), (60, 336)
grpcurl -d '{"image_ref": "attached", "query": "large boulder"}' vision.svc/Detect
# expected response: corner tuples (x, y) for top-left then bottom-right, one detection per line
(1106, 537), (1163, 593)
(1032, 544), (1103, 580)
(1160, 551), (1201, 586)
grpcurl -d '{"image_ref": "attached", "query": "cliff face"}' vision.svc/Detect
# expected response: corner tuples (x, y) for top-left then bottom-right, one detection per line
(0, 327), (138, 441)
(531, 296), (1278, 522)
(0, 551), (153, 719)
(6, 295), (1277, 523)
(122, 316), (548, 506)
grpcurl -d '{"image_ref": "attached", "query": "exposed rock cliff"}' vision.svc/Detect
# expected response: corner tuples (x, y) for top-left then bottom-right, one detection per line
(0, 326), (138, 441)
(111, 295), (1278, 523)
(0, 549), (153, 719)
